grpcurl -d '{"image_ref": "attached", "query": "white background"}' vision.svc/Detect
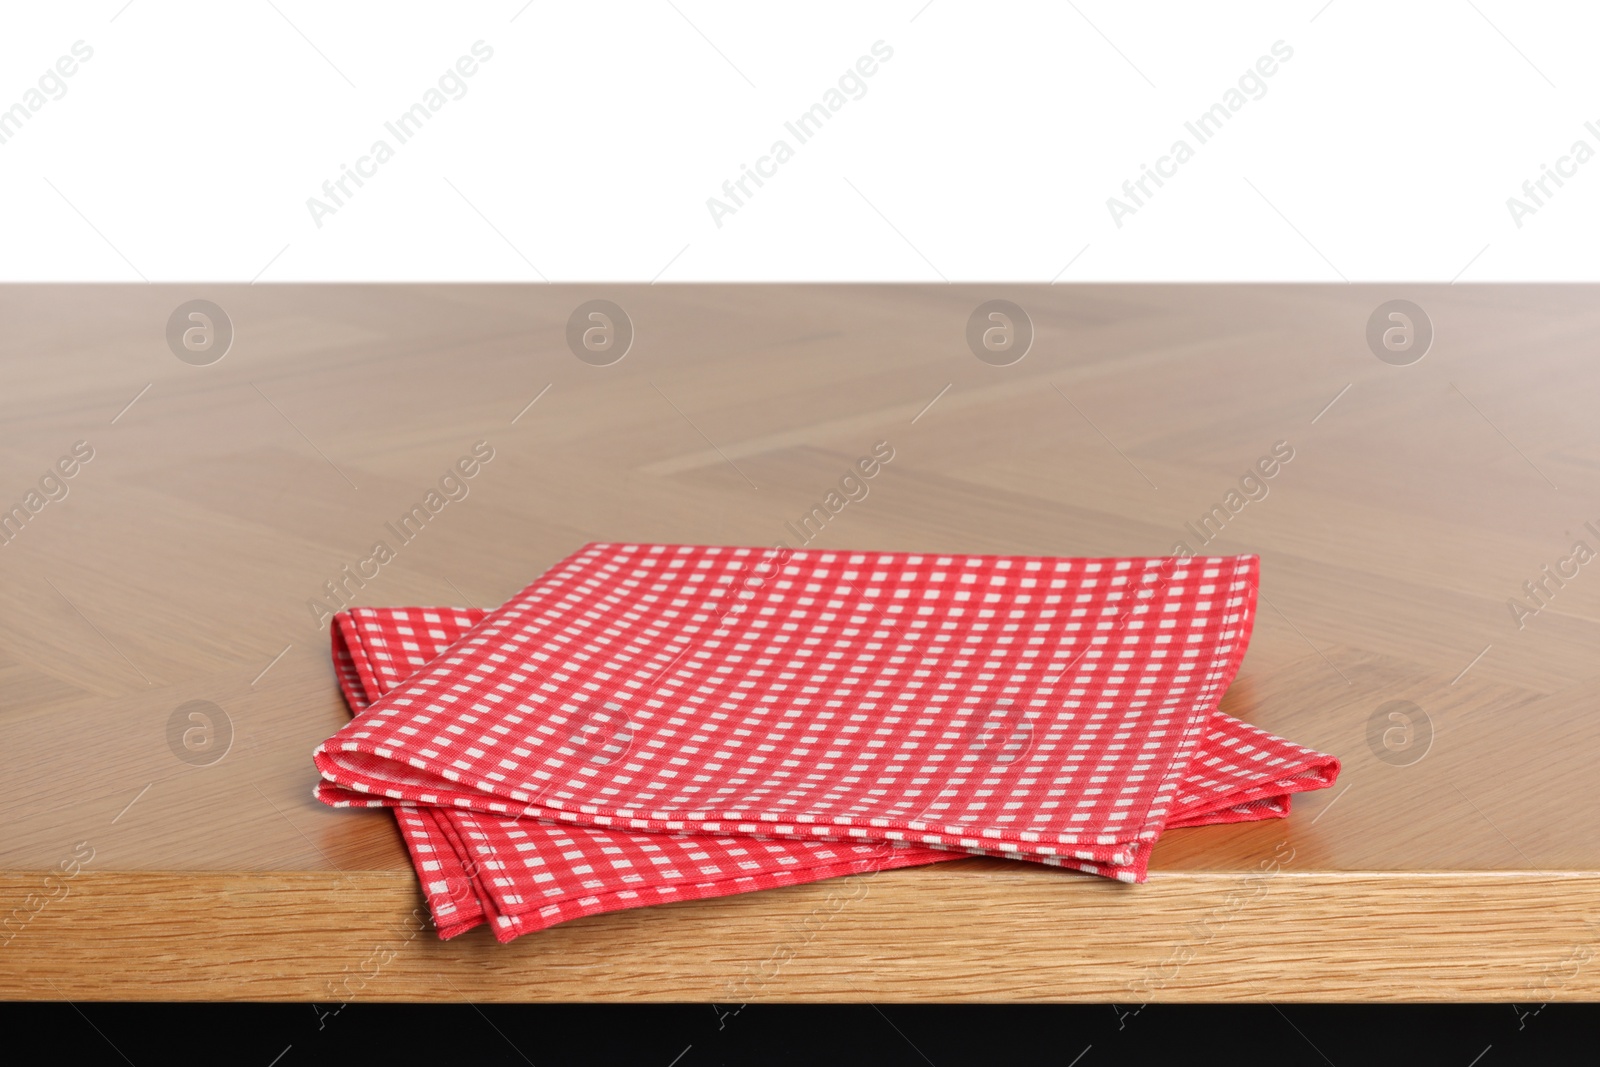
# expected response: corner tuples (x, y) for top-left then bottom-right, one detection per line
(0, 1), (1594, 281)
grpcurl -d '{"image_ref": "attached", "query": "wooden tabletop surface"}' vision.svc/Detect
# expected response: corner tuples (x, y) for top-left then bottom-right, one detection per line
(3, 283), (1598, 1002)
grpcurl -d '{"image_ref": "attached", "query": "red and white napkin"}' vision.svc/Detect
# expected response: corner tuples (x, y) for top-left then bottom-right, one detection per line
(314, 543), (1339, 941)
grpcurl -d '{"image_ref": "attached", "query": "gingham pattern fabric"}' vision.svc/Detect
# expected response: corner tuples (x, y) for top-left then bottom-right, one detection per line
(329, 607), (965, 941)
(317, 543), (1339, 941)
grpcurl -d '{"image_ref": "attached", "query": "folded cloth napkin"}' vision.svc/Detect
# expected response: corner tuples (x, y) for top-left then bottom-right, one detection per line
(314, 543), (1339, 941)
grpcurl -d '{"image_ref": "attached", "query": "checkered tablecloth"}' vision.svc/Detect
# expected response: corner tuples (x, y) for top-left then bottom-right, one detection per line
(314, 543), (1339, 941)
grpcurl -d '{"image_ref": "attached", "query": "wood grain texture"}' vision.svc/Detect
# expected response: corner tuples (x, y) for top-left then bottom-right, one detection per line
(2, 283), (1597, 1001)
(4, 869), (1600, 1003)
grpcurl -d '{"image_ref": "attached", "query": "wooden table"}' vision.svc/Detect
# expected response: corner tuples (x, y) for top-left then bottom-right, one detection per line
(3, 283), (1597, 1002)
